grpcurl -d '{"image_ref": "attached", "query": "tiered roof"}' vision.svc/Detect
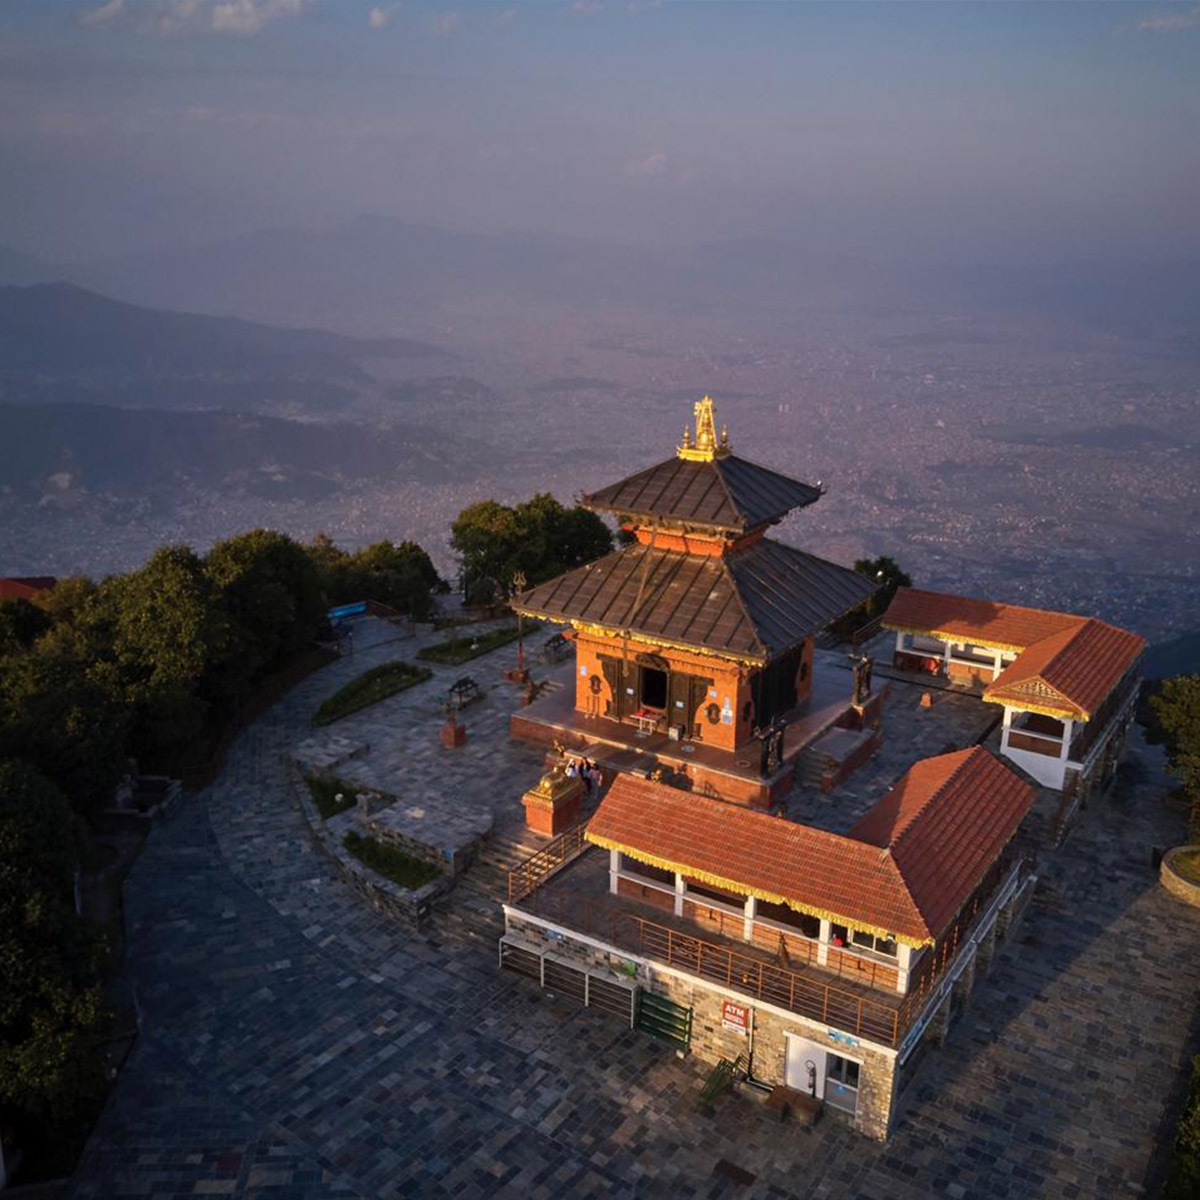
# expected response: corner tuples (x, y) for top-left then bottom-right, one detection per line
(512, 397), (872, 661)
(582, 454), (821, 536)
(585, 747), (1034, 947)
(883, 587), (1145, 721)
(514, 539), (875, 664)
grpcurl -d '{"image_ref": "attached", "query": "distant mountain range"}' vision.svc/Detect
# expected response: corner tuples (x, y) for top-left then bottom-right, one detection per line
(4, 217), (1197, 339)
(0, 282), (449, 374)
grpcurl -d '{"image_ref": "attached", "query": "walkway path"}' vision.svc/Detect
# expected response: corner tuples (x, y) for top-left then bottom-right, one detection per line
(70, 622), (1200, 1198)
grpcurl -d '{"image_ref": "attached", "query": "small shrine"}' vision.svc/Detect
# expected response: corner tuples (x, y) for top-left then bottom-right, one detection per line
(510, 398), (877, 807)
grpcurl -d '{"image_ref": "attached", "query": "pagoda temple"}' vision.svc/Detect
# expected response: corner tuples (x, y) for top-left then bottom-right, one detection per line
(510, 398), (877, 807)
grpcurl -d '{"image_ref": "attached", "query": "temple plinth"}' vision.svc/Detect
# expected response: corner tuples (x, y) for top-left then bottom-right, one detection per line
(510, 397), (877, 808)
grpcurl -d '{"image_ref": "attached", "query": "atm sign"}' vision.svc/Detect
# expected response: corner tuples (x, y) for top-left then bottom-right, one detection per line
(721, 1000), (749, 1035)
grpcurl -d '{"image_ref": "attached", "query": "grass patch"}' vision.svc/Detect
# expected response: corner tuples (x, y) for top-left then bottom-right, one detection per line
(304, 774), (356, 820)
(1173, 849), (1200, 885)
(342, 831), (441, 890)
(313, 660), (432, 726)
(417, 624), (524, 666)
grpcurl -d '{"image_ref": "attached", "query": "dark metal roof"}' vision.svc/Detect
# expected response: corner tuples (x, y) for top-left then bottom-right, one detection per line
(513, 539), (876, 662)
(581, 454), (821, 534)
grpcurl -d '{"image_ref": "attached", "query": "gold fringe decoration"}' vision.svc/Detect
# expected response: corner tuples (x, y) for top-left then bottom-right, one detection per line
(587, 830), (930, 947)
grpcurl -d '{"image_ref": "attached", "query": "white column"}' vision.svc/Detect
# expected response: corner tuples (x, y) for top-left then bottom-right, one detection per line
(895, 631), (907, 659)
(817, 919), (831, 966)
(992, 649), (1004, 679)
(942, 639), (953, 674)
(1000, 706), (1014, 754)
(896, 943), (913, 994)
(1059, 719), (1074, 761)
(743, 895), (757, 942)
(674, 872), (685, 918)
(609, 849), (620, 895)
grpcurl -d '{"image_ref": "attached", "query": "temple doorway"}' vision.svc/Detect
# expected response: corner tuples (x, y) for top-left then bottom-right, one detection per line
(639, 665), (668, 710)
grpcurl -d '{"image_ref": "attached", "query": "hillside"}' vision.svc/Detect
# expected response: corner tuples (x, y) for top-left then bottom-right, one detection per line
(0, 282), (449, 374)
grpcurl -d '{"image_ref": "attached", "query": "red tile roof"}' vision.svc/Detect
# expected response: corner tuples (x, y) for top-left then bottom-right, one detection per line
(882, 587), (1144, 720)
(0, 576), (56, 601)
(585, 747), (1034, 946)
(983, 618), (1145, 721)
(883, 587), (1081, 651)
(848, 747), (1036, 939)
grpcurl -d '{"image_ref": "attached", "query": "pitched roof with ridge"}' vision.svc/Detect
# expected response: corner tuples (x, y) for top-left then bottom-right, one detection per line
(983, 618), (1145, 721)
(513, 537), (875, 662)
(883, 587), (1082, 652)
(882, 587), (1145, 721)
(0, 576), (56, 601)
(585, 747), (1034, 947)
(582, 454), (821, 535)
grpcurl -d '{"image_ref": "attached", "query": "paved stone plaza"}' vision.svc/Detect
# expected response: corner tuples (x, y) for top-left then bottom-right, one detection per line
(70, 620), (1200, 1198)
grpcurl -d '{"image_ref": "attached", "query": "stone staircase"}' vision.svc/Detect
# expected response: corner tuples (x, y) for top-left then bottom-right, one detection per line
(432, 828), (545, 946)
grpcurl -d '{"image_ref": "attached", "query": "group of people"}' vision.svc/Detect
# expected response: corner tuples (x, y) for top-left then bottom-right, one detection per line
(565, 756), (603, 800)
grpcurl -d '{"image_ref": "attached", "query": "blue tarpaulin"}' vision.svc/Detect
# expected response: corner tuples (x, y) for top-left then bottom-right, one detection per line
(328, 601), (367, 622)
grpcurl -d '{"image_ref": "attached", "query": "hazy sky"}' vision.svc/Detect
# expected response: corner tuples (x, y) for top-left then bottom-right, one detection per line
(1, 0), (1198, 264)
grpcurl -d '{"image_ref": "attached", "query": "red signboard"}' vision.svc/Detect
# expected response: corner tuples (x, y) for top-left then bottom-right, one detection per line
(722, 999), (749, 1035)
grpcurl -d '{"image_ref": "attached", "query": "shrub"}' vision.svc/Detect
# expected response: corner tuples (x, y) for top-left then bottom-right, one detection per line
(342, 831), (441, 890)
(313, 661), (432, 726)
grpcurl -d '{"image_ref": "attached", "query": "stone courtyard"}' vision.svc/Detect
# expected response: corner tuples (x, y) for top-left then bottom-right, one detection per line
(68, 618), (1200, 1198)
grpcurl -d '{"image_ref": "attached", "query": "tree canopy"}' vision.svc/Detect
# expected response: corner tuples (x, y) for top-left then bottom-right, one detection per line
(1151, 674), (1200, 840)
(828, 555), (913, 640)
(0, 761), (108, 1128)
(451, 493), (613, 604)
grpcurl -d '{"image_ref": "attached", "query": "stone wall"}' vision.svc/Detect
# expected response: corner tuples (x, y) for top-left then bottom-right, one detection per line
(292, 767), (450, 929)
(1161, 847), (1200, 910)
(505, 911), (900, 1140)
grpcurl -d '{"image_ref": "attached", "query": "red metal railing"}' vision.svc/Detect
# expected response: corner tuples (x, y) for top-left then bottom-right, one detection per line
(520, 886), (903, 1047)
(506, 822), (590, 905)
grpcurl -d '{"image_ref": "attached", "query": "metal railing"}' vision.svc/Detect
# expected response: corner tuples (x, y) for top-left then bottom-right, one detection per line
(518, 886), (904, 1047)
(506, 822), (590, 905)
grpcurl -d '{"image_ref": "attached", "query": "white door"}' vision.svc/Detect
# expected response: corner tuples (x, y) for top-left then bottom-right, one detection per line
(784, 1034), (826, 1098)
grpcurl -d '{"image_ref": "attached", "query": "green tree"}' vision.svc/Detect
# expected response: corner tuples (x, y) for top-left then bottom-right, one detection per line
(829, 556), (913, 640)
(1152, 675), (1200, 840)
(206, 529), (325, 694)
(451, 500), (524, 604)
(451, 495), (613, 604)
(0, 597), (52, 657)
(104, 545), (222, 766)
(0, 761), (108, 1128)
(0, 646), (129, 814)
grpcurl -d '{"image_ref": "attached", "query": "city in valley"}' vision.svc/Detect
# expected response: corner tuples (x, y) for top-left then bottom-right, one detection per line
(1, 4), (1199, 1200)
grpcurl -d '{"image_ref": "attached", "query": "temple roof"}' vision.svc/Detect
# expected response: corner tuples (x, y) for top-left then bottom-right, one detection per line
(585, 747), (1034, 946)
(513, 537), (875, 663)
(883, 587), (1144, 720)
(582, 453), (822, 535)
(983, 618), (1145, 721)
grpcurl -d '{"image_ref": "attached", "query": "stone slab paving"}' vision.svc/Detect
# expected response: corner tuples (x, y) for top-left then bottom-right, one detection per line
(69, 620), (1200, 1198)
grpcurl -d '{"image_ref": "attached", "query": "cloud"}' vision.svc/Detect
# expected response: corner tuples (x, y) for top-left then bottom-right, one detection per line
(78, 0), (308, 37)
(79, 0), (127, 26)
(430, 11), (460, 36)
(1138, 4), (1200, 32)
(623, 151), (667, 178)
(367, 5), (397, 30)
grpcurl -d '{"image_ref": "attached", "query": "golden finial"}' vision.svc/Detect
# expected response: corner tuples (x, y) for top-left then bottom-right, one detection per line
(678, 395), (731, 461)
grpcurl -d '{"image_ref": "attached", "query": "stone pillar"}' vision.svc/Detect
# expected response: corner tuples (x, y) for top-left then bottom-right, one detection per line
(817, 919), (831, 966)
(356, 791), (371, 820)
(929, 996), (953, 1047)
(952, 951), (977, 1011)
(976, 924), (998, 979)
